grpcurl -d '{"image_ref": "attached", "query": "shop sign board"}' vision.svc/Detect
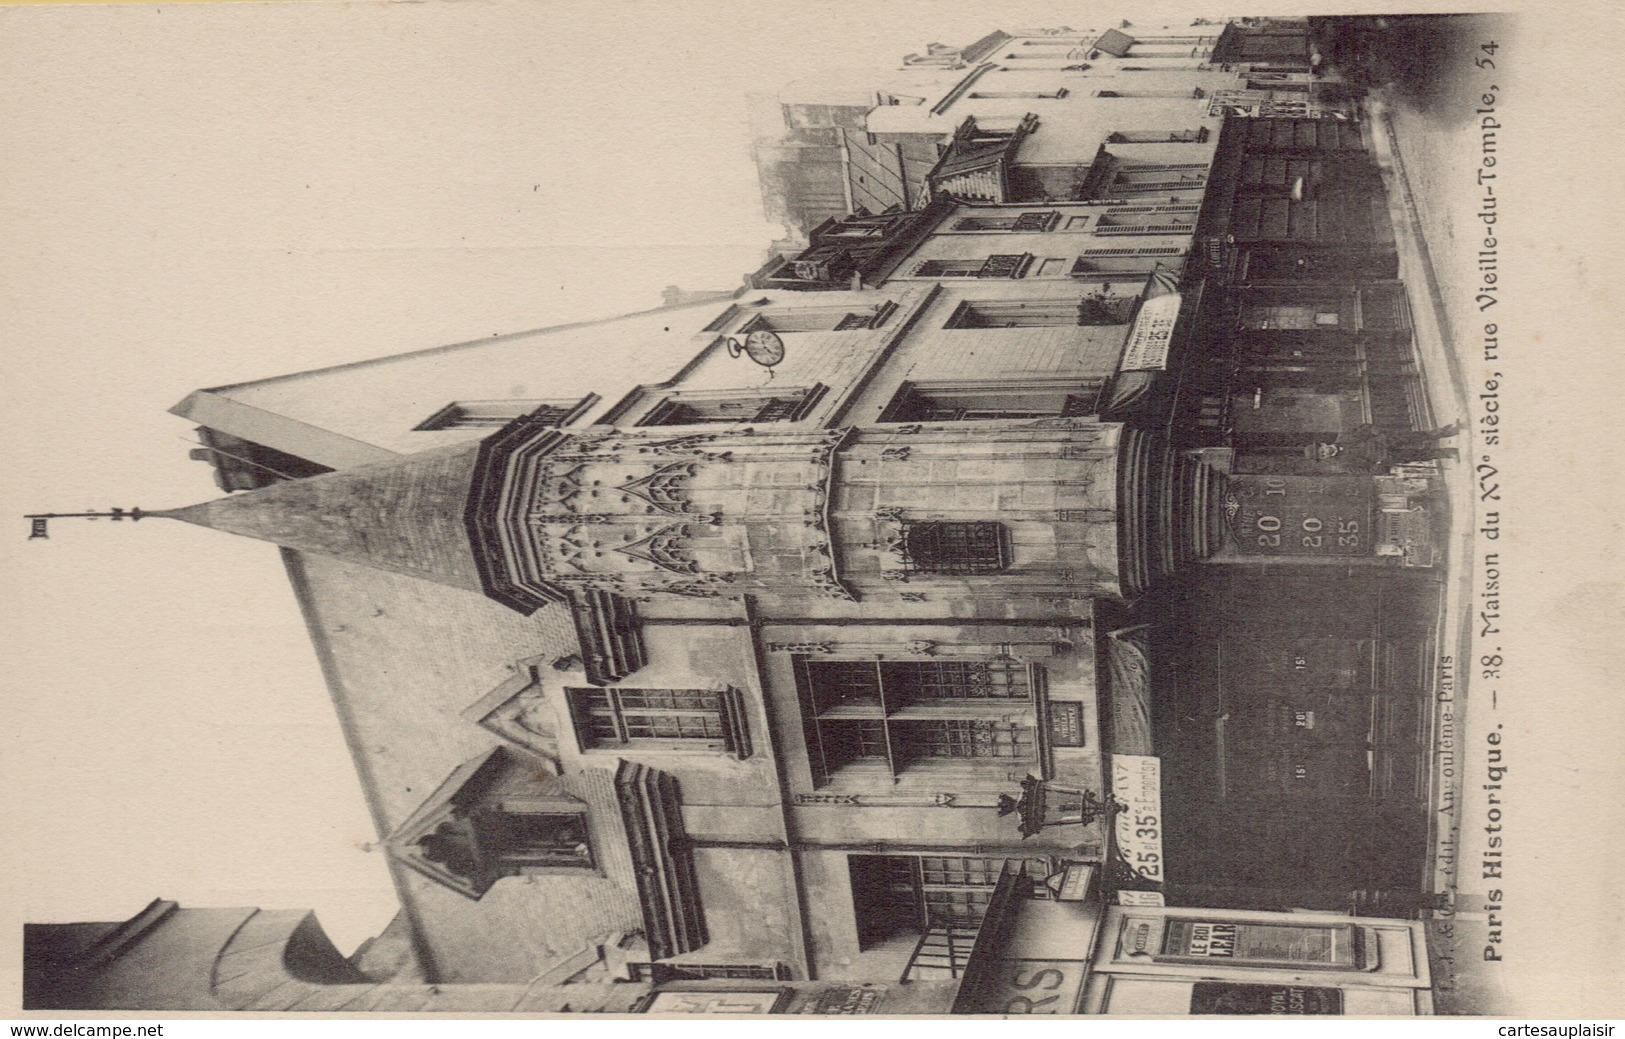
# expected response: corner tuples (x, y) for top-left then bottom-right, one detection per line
(1228, 474), (1372, 557)
(793, 986), (885, 1015)
(1190, 983), (1344, 1015)
(1111, 754), (1164, 886)
(1119, 293), (1181, 371)
(1159, 919), (1363, 969)
(1049, 701), (1085, 746)
(958, 960), (1090, 1016)
(637, 989), (792, 1014)
(1048, 861), (1094, 902)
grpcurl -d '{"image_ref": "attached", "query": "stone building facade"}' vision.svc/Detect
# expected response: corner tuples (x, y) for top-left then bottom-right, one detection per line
(26, 17), (1449, 1017)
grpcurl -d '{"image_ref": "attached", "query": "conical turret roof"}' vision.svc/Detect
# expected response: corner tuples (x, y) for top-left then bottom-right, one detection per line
(164, 440), (490, 598)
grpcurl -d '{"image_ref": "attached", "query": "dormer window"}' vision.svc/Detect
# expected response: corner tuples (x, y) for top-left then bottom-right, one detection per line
(418, 806), (592, 877)
(384, 747), (595, 899)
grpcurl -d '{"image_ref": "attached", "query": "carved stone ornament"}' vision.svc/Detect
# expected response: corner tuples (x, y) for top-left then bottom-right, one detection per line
(793, 792), (958, 808)
(614, 524), (698, 574)
(767, 641), (834, 654)
(871, 508), (914, 580)
(616, 461), (699, 515)
(461, 666), (565, 766)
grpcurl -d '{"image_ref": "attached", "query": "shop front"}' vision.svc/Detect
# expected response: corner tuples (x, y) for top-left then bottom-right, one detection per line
(944, 863), (1434, 1015)
(1084, 905), (1434, 1014)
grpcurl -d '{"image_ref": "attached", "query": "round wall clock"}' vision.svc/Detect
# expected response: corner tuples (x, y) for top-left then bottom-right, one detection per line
(726, 329), (785, 369)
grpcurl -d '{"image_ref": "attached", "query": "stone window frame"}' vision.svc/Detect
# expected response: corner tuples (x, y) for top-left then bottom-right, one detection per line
(636, 383), (830, 426)
(912, 254), (1035, 279)
(736, 301), (897, 333)
(899, 520), (1010, 575)
(566, 686), (753, 760)
(943, 297), (1137, 329)
(413, 395), (594, 431)
(877, 378), (1103, 422)
(383, 747), (600, 900)
(948, 210), (1062, 233)
(795, 656), (1043, 786)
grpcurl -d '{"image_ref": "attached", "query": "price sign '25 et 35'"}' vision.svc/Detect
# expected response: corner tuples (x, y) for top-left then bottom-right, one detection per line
(1113, 754), (1166, 892)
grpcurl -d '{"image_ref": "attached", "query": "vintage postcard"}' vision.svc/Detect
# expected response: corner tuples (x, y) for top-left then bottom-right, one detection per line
(3, 0), (1618, 1022)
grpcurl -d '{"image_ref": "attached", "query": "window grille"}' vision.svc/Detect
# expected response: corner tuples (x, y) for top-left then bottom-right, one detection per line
(952, 211), (1059, 232)
(979, 253), (1031, 278)
(901, 521), (1008, 573)
(1013, 210), (1060, 231)
(912, 254), (1033, 279)
(888, 659), (1032, 700)
(913, 258), (988, 278)
(1096, 221), (1198, 235)
(1111, 179), (1208, 194)
(1107, 128), (1210, 144)
(1083, 246), (1184, 256)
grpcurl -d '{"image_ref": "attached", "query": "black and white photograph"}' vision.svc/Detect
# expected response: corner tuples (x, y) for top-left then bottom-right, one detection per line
(3, 1), (1618, 1022)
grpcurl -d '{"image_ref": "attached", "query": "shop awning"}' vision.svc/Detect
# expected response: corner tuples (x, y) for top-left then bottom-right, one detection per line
(1106, 626), (1154, 756)
(949, 866), (1104, 1014)
(1100, 270), (1187, 420)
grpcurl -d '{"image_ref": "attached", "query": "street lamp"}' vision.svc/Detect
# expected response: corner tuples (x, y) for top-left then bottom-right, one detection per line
(998, 775), (1127, 839)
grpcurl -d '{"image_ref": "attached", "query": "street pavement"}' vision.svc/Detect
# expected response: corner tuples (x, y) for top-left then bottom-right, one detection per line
(1368, 92), (1508, 1015)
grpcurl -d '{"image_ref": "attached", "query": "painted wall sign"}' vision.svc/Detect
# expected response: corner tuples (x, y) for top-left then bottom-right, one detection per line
(1048, 861), (1094, 902)
(1228, 474), (1373, 557)
(958, 960), (1089, 1015)
(638, 989), (792, 1014)
(793, 986), (885, 1015)
(1049, 701), (1086, 747)
(1111, 754), (1164, 885)
(1190, 983), (1345, 1015)
(1118, 293), (1182, 371)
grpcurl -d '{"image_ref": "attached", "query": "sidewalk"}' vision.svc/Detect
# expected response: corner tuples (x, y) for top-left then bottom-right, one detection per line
(1367, 95), (1506, 1012)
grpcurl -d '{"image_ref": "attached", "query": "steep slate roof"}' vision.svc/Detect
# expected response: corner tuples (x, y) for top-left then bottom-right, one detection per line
(162, 441), (488, 598)
(279, 551), (641, 983)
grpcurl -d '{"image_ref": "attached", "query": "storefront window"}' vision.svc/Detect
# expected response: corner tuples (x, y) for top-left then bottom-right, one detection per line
(1157, 919), (1367, 970)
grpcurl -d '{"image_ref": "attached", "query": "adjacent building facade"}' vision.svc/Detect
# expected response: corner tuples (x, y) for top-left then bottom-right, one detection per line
(26, 17), (1452, 1016)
